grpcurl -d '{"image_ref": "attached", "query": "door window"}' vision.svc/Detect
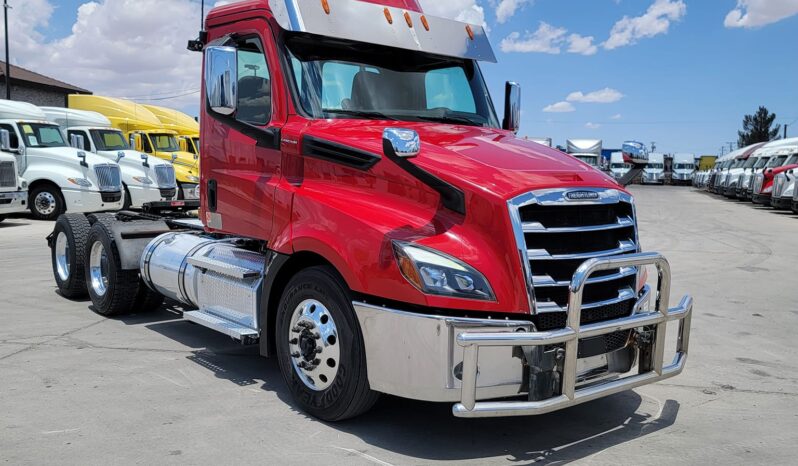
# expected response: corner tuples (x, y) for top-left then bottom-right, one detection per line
(67, 130), (90, 150)
(0, 123), (19, 149)
(237, 37), (271, 125)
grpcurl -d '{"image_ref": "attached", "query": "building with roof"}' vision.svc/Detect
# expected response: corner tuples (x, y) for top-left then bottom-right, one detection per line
(0, 61), (91, 107)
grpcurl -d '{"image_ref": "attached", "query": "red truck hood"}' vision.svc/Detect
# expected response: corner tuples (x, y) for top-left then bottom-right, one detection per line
(304, 120), (620, 200)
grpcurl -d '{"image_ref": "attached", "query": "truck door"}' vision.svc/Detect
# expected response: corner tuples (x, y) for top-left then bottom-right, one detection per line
(202, 22), (283, 241)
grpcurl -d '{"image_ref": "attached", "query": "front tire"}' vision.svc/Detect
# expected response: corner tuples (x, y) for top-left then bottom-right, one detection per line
(275, 266), (378, 421)
(51, 214), (91, 299)
(30, 184), (66, 221)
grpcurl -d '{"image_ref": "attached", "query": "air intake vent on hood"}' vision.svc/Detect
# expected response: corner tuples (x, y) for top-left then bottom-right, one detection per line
(302, 136), (381, 170)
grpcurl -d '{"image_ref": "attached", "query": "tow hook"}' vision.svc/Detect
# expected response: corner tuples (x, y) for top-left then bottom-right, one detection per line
(520, 346), (565, 401)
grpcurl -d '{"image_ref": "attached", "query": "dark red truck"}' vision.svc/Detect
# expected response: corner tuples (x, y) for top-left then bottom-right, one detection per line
(48, 0), (692, 421)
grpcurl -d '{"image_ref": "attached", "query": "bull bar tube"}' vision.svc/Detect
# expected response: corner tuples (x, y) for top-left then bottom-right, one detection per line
(453, 252), (693, 418)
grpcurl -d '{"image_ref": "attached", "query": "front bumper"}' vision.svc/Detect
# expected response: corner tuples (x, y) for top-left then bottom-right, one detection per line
(0, 190), (27, 214)
(354, 252), (692, 418)
(126, 184), (177, 208)
(62, 188), (124, 213)
(771, 196), (793, 210)
(752, 193), (771, 205)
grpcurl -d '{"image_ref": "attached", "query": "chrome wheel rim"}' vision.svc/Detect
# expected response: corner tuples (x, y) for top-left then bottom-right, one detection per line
(34, 191), (57, 216)
(288, 299), (340, 391)
(89, 241), (109, 297)
(55, 232), (70, 281)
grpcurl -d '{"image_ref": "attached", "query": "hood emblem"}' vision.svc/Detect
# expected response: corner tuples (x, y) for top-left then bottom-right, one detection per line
(565, 190), (600, 201)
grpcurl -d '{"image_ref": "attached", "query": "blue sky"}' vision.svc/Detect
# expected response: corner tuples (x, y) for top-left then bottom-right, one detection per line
(21, 0), (798, 155)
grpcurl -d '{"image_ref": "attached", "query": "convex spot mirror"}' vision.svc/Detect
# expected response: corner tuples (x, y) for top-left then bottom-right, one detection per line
(383, 128), (420, 159)
(502, 81), (521, 133)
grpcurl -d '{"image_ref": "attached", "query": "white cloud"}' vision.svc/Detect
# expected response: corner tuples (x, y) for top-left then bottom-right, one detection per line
(419, 0), (486, 26)
(611, 113), (623, 120)
(500, 22), (567, 54)
(585, 122), (602, 129)
(603, 0), (687, 50)
(542, 101), (575, 113)
(724, 0), (798, 28)
(2, 0), (203, 112)
(495, 0), (533, 24)
(567, 88), (624, 103)
(567, 34), (598, 55)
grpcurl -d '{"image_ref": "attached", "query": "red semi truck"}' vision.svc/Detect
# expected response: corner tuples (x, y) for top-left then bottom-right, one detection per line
(47, 0), (692, 420)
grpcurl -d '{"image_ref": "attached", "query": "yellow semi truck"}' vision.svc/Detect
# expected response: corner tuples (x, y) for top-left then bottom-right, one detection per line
(68, 95), (200, 199)
(142, 104), (200, 157)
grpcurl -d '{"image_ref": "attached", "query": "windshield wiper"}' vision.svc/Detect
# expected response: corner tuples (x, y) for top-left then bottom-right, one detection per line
(415, 114), (484, 127)
(325, 109), (396, 121)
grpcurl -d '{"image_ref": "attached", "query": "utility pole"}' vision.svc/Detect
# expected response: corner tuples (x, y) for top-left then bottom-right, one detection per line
(3, 0), (10, 100)
(650, 141), (656, 153)
(726, 142), (735, 152)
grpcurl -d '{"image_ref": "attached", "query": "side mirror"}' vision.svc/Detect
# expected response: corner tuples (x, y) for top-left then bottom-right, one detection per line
(171, 153), (178, 163)
(502, 81), (521, 133)
(69, 134), (86, 151)
(383, 128), (420, 159)
(140, 152), (149, 168)
(0, 129), (10, 151)
(205, 46), (238, 116)
(116, 151), (125, 163)
(130, 134), (143, 152)
(77, 151), (88, 167)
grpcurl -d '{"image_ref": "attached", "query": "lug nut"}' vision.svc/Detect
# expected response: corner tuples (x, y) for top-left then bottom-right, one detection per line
(313, 358), (321, 365)
(290, 338), (298, 344)
(291, 326), (301, 333)
(291, 352), (300, 358)
(313, 332), (321, 340)
(315, 347), (323, 354)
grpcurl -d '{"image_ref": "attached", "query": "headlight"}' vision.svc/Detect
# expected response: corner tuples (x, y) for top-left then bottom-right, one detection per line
(392, 241), (495, 301)
(67, 178), (93, 188)
(132, 176), (154, 185)
(187, 175), (200, 183)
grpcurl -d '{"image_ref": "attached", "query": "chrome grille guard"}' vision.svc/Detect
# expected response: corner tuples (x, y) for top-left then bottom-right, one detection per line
(452, 252), (692, 418)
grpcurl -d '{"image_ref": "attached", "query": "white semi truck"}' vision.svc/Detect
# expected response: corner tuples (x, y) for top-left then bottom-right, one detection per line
(0, 136), (27, 222)
(671, 153), (696, 185)
(609, 152), (630, 181)
(566, 139), (602, 167)
(41, 107), (178, 209)
(0, 100), (123, 220)
(642, 153), (665, 184)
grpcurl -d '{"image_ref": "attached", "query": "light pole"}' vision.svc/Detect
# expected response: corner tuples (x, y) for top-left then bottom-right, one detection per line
(3, 0), (9, 99)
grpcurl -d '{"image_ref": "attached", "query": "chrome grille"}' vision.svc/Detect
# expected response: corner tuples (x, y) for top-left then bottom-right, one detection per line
(0, 161), (15, 188)
(154, 164), (176, 188)
(94, 164), (121, 192)
(509, 189), (639, 330)
(772, 175), (786, 198)
(753, 173), (764, 195)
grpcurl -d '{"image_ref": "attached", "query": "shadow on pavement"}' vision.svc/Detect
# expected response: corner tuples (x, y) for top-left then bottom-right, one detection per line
(130, 307), (680, 464)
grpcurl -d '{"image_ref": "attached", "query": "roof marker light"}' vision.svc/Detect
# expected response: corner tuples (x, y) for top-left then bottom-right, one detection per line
(321, 0), (330, 15)
(384, 8), (393, 24)
(465, 24), (475, 41)
(420, 15), (430, 31)
(404, 11), (413, 28)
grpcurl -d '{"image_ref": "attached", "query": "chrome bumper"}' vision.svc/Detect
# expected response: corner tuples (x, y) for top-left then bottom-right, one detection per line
(354, 252), (692, 417)
(453, 252), (692, 418)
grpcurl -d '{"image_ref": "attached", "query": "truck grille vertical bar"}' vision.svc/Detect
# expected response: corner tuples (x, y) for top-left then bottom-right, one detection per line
(154, 165), (176, 188)
(94, 164), (121, 192)
(0, 161), (15, 188)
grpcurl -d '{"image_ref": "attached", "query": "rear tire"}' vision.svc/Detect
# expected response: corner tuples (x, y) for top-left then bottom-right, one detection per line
(275, 266), (379, 421)
(30, 184), (65, 221)
(51, 214), (91, 299)
(85, 220), (141, 316)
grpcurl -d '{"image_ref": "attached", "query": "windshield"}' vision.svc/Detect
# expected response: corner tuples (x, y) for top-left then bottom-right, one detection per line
(767, 155), (788, 167)
(731, 159), (746, 169)
(90, 129), (129, 151)
(646, 163), (664, 169)
(786, 154), (798, 165)
(754, 157), (770, 168)
(674, 163), (695, 170)
(610, 163), (630, 169)
(743, 157), (758, 169)
(17, 123), (66, 148)
(574, 155), (598, 166)
(192, 137), (200, 153)
(150, 133), (179, 152)
(284, 33), (500, 128)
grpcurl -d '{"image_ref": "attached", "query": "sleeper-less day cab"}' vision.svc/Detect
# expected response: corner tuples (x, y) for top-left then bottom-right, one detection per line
(0, 139), (27, 222)
(48, 0), (692, 421)
(642, 153), (665, 184)
(671, 153), (696, 185)
(0, 100), (122, 220)
(41, 107), (178, 209)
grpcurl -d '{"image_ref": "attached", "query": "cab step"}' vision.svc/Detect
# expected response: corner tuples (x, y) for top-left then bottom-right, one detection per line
(183, 309), (259, 344)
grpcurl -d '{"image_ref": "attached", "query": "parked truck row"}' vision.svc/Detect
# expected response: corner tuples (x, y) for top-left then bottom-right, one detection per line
(45, 0), (693, 421)
(694, 137), (798, 214)
(0, 96), (205, 221)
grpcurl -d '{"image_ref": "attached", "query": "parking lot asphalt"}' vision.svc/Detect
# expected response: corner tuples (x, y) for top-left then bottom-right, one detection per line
(1, 185), (797, 465)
